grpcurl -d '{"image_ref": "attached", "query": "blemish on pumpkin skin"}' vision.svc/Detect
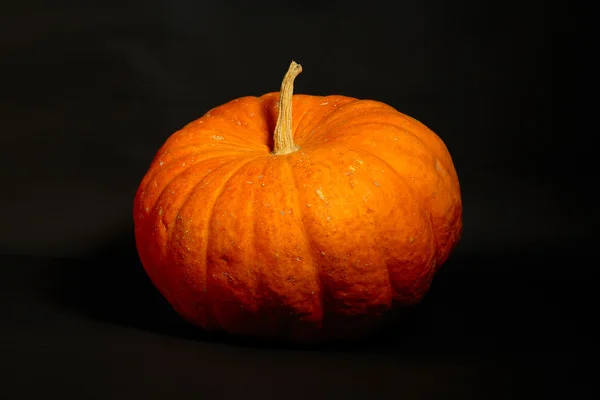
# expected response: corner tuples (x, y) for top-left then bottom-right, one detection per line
(315, 187), (326, 201)
(435, 159), (447, 175)
(212, 135), (225, 140)
(374, 181), (381, 187)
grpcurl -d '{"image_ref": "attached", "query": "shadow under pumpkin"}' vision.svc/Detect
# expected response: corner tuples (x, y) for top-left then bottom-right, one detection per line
(40, 230), (592, 353)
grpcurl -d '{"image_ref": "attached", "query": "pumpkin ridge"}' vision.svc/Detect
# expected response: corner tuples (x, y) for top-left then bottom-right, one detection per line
(284, 157), (325, 329)
(331, 120), (460, 223)
(192, 116), (270, 148)
(157, 156), (249, 271)
(144, 153), (246, 215)
(338, 111), (454, 173)
(175, 138), (268, 153)
(318, 120), (449, 184)
(309, 110), (432, 153)
(290, 101), (318, 147)
(304, 102), (387, 142)
(350, 147), (438, 279)
(289, 95), (330, 141)
(251, 158), (275, 334)
(297, 98), (363, 147)
(202, 156), (267, 329)
(311, 118), (456, 197)
(143, 149), (259, 196)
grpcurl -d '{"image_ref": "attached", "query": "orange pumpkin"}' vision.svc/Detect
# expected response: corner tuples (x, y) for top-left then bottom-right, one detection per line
(133, 62), (462, 341)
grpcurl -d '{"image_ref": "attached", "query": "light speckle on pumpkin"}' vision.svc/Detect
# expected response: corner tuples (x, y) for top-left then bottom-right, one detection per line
(249, 112), (255, 116)
(306, 203), (311, 207)
(280, 211), (285, 215)
(315, 187), (325, 201)
(212, 135), (225, 140)
(235, 120), (241, 125)
(258, 174), (263, 178)
(247, 181), (253, 184)
(326, 216), (331, 222)
(261, 183), (265, 187)
(321, 251), (325, 256)
(320, 101), (329, 105)
(374, 181), (381, 187)
(145, 207), (149, 212)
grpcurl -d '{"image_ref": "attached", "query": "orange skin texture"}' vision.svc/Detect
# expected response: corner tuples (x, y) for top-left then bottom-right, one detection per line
(133, 93), (462, 341)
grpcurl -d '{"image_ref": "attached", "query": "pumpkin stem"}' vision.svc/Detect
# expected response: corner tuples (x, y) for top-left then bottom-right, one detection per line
(272, 61), (302, 155)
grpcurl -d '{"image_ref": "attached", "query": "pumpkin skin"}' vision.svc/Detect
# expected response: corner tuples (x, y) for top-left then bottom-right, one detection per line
(133, 88), (462, 341)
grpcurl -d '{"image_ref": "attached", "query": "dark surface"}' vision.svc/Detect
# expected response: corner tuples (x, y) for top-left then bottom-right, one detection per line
(1, 0), (592, 398)
(1, 240), (595, 399)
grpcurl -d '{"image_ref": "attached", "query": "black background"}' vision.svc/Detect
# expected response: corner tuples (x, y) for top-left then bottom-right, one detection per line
(1, 0), (593, 398)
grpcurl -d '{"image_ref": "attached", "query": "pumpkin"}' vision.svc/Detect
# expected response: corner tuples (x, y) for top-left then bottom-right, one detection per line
(133, 61), (462, 341)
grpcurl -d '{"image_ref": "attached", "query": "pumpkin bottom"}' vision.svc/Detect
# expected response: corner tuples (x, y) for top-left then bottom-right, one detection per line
(168, 294), (424, 343)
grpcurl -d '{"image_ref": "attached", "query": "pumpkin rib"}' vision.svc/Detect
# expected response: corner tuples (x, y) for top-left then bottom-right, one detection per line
(163, 156), (258, 330)
(202, 156), (267, 330)
(296, 98), (363, 146)
(307, 119), (458, 210)
(354, 147), (437, 303)
(251, 158), (276, 334)
(143, 153), (248, 215)
(350, 147), (438, 275)
(348, 111), (458, 181)
(139, 156), (253, 330)
(143, 149), (262, 194)
(284, 157), (325, 328)
(337, 147), (401, 300)
(308, 116), (441, 164)
(171, 138), (268, 153)
(304, 102), (388, 140)
(174, 124), (269, 150)
(290, 102), (319, 147)
(319, 120), (457, 204)
(156, 144), (264, 163)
